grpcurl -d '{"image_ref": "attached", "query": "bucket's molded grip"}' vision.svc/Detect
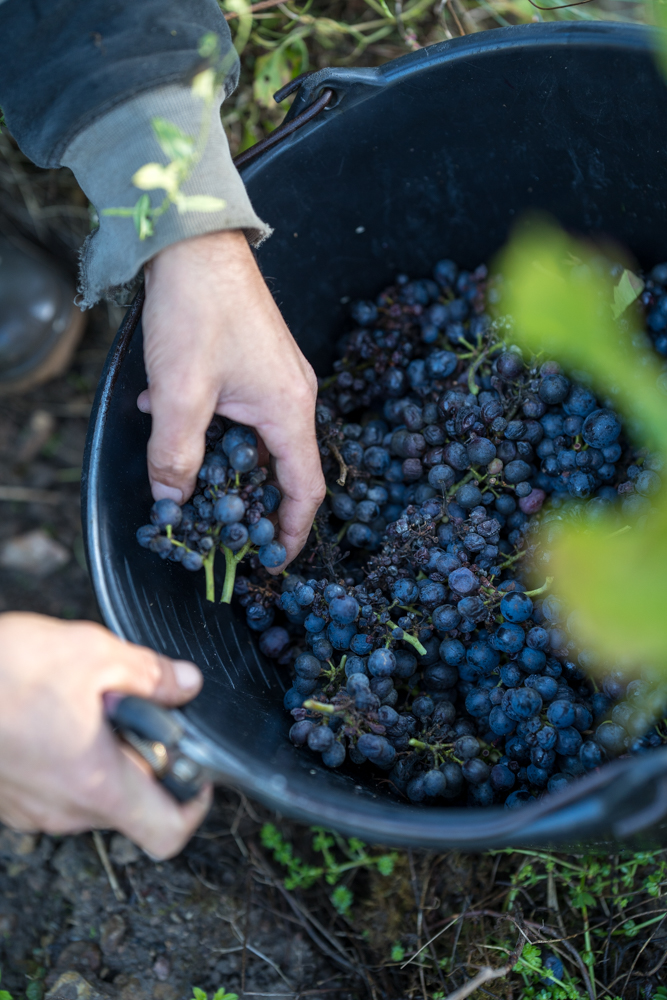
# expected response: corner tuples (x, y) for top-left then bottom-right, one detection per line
(106, 695), (205, 803)
(280, 66), (386, 122)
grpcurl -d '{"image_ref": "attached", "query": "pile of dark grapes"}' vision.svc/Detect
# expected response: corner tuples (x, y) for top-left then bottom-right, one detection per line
(136, 424), (286, 604)
(137, 257), (667, 809)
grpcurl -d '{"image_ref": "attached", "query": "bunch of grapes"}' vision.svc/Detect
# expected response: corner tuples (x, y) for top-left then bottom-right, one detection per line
(137, 255), (667, 808)
(136, 419), (286, 603)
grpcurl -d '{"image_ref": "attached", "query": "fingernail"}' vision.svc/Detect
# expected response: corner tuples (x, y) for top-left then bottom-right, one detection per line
(152, 482), (183, 503)
(173, 660), (201, 690)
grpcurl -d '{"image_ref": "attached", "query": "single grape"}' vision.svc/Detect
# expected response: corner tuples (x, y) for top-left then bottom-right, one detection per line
(517, 647), (547, 674)
(368, 648), (396, 677)
(329, 594), (360, 624)
(150, 498), (182, 529)
(181, 549), (204, 571)
(502, 686), (543, 722)
(579, 740), (603, 770)
(229, 443), (258, 472)
(356, 734), (396, 769)
(454, 735), (480, 759)
(555, 726), (583, 756)
(214, 494), (245, 524)
(289, 720), (314, 745)
(259, 626), (290, 658)
(492, 623), (525, 654)
(504, 789), (532, 810)
(462, 758), (490, 785)
(294, 653), (321, 679)
(150, 534), (174, 559)
(489, 706), (516, 735)
(327, 621), (356, 650)
(500, 591), (533, 623)
(260, 484), (281, 514)
(248, 518), (274, 546)
(258, 541), (287, 568)
(322, 742), (346, 768)
(412, 694), (434, 719)
(283, 687), (303, 711)
(490, 764), (515, 792)
(547, 773), (570, 793)
(220, 522), (248, 552)
(137, 524), (159, 548)
(546, 699), (576, 729)
(308, 726), (335, 752)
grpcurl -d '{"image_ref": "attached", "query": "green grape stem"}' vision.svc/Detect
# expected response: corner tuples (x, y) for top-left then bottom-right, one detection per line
(204, 547), (216, 603)
(220, 541), (253, 604)
(387, 620), (427, 655)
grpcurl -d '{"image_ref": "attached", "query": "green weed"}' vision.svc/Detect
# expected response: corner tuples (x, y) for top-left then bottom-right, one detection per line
(260, 823), (397, 915)
(191, 988), (238, 1000)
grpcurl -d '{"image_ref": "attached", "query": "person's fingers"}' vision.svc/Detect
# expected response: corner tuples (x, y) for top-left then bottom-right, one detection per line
(258, 421), (325, 568)
(108, 746), (212, 859)
(91, 629), (203, 706)
(137, 389), (151, 414)
(146, 377), (218, 503)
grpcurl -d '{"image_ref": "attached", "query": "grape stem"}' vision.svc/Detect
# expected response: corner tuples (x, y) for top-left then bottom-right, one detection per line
(328, 440), (349, 487)
(220, 541), (253, 604)
(303, 699), (336, 714)
(496, 548), (526, 571)
(204, 547), (217, 603)
(387, 620), (427, 655)
(524, 576), (554, 598)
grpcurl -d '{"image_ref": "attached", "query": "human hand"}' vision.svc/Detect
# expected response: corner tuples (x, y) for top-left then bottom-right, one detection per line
(0, 612), (211, 859)
(139, 229), (325, 569)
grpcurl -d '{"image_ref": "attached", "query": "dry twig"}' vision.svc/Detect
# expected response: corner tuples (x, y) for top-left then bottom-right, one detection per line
(92, 830), (126, 903)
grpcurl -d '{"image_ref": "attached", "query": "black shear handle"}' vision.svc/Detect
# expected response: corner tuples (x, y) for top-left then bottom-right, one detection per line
(105, 694), (205, 803)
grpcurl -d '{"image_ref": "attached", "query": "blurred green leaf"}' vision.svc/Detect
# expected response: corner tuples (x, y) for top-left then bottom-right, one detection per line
(132, 162), (179, 195)
(199, 32), (220, 58)
(174, 194), (226, 213)
(376, 853), (395, 875)
(330, 884), (353, 916)
(611, 268), (644, 320)
(133, 193), (154, 239)
(652, 0), (667, 77)
(253, 39), (308, 108)
(495, 216), (667, 453)
(151, 118), (196, 161)
(550, 511), (667, 667)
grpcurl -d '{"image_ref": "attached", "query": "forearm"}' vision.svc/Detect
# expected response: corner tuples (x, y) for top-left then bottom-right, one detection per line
(0, 0), (271, 308)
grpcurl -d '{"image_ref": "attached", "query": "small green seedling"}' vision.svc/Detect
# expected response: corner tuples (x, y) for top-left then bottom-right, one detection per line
(191, 988), (238, 1000)
(260, 823), (397, 918)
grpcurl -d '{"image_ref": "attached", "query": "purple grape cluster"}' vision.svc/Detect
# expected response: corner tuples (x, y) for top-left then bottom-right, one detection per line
(136, 418), (286, 603)
(137, 256), (667, 808)
(236, 258), (667, 808)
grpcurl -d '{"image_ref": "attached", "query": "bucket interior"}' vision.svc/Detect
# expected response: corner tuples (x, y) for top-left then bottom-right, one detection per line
(85, 22), (667, 848)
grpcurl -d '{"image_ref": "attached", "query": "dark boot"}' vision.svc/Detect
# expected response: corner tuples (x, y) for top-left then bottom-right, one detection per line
(0, 235), (85, 395)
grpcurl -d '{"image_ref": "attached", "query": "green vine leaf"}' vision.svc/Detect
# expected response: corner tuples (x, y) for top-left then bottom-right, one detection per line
(133, 194), (154, 239)
(611, 267), (644, 320)
(151, 117), (196, 161)
(132, 162), (180, 196)
(174, 194), (226, 213)
(253, 39), (308, 108)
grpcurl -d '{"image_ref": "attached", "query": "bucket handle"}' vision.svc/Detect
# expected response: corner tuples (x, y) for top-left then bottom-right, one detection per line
(233, 66), (385, 169)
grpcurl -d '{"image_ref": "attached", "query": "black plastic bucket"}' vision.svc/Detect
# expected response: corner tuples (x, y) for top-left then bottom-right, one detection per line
(83, 21), (667, 849)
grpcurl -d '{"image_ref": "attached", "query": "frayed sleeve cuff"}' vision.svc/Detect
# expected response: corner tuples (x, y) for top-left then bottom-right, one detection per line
(61, 83), (272, 308)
